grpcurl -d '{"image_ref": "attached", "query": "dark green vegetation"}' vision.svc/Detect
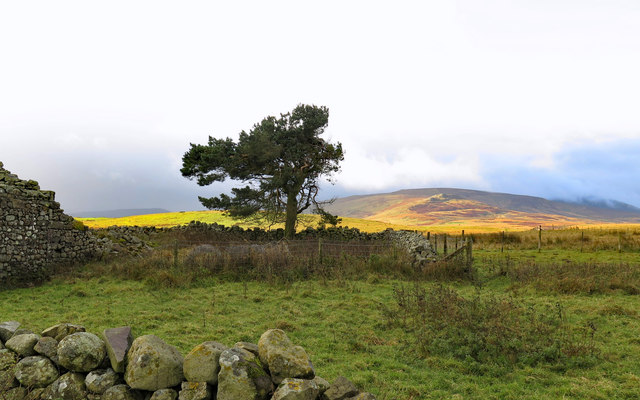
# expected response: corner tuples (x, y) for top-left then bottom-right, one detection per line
(3, 228), (640, 399)
(181, 104), (344, 238)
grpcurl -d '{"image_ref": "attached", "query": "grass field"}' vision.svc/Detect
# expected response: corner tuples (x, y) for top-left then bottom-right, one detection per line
(4, 220), (640, 398)
(77, 209), (640, 235)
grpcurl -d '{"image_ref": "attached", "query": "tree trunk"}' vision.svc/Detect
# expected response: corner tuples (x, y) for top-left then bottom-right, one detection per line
(284, 190), (298, 239)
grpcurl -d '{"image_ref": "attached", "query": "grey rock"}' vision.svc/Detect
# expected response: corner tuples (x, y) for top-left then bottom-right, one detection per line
(12, 328), (34, 337)
(272, 378), (320, 400)
(217, 347), (273, 400)
(85, 368), (121, 394)
(5, 333), (40, 356)
(34, 336), (58, 362)
(104, 326), (134, 373)
(42, 323), (85, 342)
(234, 341), (259, 356)
(183, 341), (227, 385)
(258, 329), (314, 384)
(15, 356), (59, 388)
(0, 321), (20, 342)
(44, 372), (88, 400)
(178, 381), (212, 400)
(149, 389), (178, 400)
(102, 384), (144, 400)
(312, 376), (330, 394)
(58, 332), (106, 372)
(125, 335), (184, 391)
(322, 376), (359, 400)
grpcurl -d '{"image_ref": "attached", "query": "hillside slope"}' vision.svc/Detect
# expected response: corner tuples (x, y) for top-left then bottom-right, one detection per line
(323, 188), (640, 229)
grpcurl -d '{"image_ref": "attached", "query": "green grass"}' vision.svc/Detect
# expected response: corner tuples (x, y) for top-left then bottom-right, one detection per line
(4, 250), (640, 399)
(4, 224), (640, 398)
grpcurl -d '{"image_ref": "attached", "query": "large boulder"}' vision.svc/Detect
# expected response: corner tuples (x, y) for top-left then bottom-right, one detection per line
(272, 378), (320, 400)
(14, 356), (59, 388)
(258, 329), (314, 384)
(102, 384), (144, 400)
(0, 321), (20, 342)
(217, 347), (273, 400)
(85, 368), (121, 394)
(44, 372), (88, 400)
(5, 333), (40, 356)
(178, 381), (212, 400)
(322, 376), (359, 400)
(125, 335), (184, 391)
(104, 326), (134, 373)
(57, 332), (106, 372)
(41, 323), (85, 342)
(183, 341), (227, 385)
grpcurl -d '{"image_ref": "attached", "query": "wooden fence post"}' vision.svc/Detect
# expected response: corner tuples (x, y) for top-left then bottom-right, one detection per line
(501, 231), (505, 253)
(538, 225), (542, 253)
(434, 234), (438, 255)
(318, 238), (324, 262)
(443, 233), (448, 256)
(466, 238), (473, 266)
(580, 231), (584, 253)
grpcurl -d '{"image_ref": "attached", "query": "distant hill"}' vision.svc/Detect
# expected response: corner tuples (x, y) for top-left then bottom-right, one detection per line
(322, 188), (640, 229)
(71, 208), (171, 218)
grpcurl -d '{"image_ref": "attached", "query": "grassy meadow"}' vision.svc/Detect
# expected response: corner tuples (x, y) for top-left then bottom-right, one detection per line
(77, 209), (640, 235)
(4, 217), (640, 399)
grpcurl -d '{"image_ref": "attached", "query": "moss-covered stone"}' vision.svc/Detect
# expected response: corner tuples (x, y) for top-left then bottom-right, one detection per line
(124, 335), (184, 391)
(14, 356), (59, 388)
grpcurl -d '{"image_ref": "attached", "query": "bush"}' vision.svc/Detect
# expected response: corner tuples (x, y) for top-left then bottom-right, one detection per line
(381, 284), (599, 370)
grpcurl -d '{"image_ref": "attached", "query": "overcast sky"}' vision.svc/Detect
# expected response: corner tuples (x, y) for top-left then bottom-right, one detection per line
(1, 0), (639, 213)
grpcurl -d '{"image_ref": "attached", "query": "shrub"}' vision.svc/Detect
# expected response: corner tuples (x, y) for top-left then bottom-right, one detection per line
(381, 284), (599, 370)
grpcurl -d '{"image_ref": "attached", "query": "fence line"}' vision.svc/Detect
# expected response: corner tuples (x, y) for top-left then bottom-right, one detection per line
(160, 239), (392, 261)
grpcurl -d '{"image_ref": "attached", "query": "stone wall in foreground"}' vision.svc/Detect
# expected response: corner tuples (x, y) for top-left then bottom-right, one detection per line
(0, 162), (101, 285)
(0, 320), (376, 399)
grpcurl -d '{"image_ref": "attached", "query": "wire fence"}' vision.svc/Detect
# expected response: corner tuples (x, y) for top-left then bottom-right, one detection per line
(160, 239), (392, 261)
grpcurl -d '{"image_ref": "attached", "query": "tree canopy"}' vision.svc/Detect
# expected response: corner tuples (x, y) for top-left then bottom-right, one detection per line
(181, 104), (344, 238)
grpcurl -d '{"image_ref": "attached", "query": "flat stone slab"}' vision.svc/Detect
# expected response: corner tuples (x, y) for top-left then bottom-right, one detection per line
(42, 323), (85, 341)
(104, 326), (133, 373)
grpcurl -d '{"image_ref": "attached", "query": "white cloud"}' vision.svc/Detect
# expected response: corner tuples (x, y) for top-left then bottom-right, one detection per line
(0, 0), (639, 210)
(338, 145), (484, 192)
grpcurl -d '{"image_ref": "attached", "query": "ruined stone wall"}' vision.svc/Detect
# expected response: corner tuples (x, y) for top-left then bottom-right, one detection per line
(0, 162), (100, 285)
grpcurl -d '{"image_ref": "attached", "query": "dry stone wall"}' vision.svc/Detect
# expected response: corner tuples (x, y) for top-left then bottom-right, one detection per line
(0, 320), (377, 400)
(0, 162), (101, 285)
